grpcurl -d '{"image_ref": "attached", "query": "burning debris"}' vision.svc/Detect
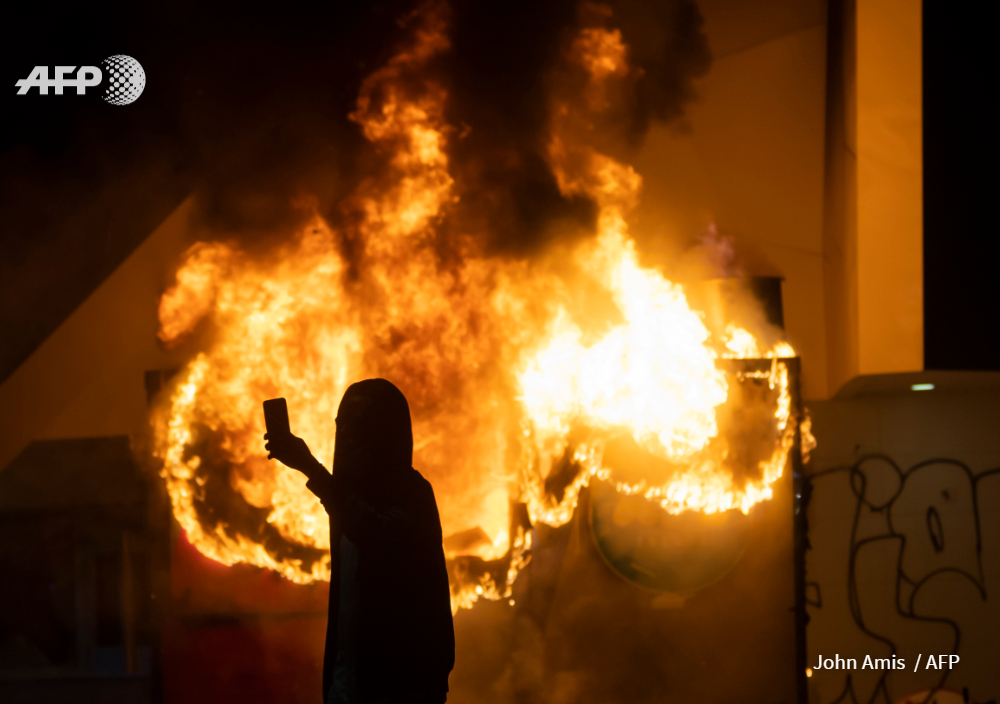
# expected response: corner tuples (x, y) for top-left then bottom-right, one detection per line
(151, 0), (800, 612)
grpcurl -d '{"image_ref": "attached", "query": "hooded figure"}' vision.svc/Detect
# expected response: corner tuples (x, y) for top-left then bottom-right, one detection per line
(265, 379), (455, 704)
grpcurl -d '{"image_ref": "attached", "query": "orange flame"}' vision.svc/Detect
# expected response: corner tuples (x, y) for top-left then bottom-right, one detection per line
(152, 4), (801, 610)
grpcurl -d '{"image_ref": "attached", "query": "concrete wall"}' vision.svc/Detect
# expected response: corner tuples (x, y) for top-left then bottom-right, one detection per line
(824, 0), (924, 397)
(0, 198), (197, 474)
(804, 379), (1000, 703)
(641, 0), (924, 401)
(636, 0), (831, 400)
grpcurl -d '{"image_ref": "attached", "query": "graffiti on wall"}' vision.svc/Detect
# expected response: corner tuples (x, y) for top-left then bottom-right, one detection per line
(805, 455), (999, 704)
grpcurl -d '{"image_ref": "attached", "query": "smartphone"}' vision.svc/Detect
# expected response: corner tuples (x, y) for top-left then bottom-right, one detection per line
(263, 397), (290, 435)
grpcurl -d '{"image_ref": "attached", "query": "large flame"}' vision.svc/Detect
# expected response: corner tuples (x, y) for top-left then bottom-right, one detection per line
(152, 3), (800, 610)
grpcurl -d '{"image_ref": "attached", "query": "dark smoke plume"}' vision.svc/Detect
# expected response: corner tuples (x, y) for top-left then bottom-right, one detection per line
(1, 0), (709, 381)
(188, 0), (712, 253)
(440, 0), (711, 254)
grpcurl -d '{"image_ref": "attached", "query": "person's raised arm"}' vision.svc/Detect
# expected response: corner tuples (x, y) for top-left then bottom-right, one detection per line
(264, 432), (327, 482)
(264, 432), (433, 549)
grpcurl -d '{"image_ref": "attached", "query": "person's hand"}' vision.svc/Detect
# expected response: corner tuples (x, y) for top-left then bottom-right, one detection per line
(264, 432), (323, 479)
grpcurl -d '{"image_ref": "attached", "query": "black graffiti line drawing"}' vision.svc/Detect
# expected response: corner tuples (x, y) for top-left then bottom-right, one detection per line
(806, 454), (999, 704)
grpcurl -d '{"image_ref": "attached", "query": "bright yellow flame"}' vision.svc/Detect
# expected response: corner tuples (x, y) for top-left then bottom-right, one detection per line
(721, 322), (796, 359)
(800, 409), (817, 464)
(519, 231), (727, 462)
(152, 7), (804, 611)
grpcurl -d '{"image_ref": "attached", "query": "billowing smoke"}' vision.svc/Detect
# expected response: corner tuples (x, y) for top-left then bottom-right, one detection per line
(439, 0), (710, 255)
(189, 0), (711, 255)
(0, 0), (710, 384)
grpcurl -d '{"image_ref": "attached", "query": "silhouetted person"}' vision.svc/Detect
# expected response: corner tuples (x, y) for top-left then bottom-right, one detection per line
(265, 379), (455, 704)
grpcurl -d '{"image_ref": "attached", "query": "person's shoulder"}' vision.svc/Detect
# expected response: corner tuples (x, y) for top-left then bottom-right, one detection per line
(407, 468), (437, 498)
(408, 467), (432, 489)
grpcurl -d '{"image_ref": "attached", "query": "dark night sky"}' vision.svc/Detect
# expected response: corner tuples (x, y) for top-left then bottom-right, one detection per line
(922, 2), (999, 371)
(1, 1), (996, 386)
